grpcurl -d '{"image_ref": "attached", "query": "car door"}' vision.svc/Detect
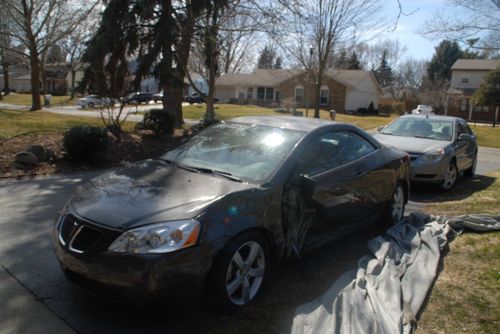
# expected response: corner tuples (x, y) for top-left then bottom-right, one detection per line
(454, 120), (475, 170)
(294, 130), (379, 248)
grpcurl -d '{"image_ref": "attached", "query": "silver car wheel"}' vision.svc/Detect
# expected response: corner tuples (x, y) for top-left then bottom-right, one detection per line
(392, 185), (405, 223)
(442, 163), (457, 190)
(225, 241), (265, 306)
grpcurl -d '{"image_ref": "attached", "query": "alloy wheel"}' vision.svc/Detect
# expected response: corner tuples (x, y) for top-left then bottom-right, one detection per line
(225, 241), (265, 306)
(442, 163), (457, 190)
(392, 185), (405, 223)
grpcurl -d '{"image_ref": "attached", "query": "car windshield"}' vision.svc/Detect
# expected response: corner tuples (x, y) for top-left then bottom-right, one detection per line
(162, 122), (305, 182)
(381, 118), (454, 141)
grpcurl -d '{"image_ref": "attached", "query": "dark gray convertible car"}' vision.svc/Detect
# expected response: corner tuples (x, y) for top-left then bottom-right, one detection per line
(54, 116), (410, 311)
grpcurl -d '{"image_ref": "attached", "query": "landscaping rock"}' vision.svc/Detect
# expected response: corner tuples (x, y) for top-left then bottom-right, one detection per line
(14, 151), (39, 166)
(26, 144), (48, 162)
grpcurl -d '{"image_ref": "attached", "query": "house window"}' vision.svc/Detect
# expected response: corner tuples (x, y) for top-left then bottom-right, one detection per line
(275, 90), (280, 101)
(460, 77), (469, 84)
(460, 98), (469, 112)
(473, 105), (489, 112)
(266, 87), (274, 100)
(257, 87), (265, 99)
(295, 85), (304, 103)
(247, 87), (253, 99)
(320, 85), (329, 105)
(238, 89), (245, 99)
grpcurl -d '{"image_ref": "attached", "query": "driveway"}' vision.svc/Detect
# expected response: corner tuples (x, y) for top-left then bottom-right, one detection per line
(0, 148), (499, 333)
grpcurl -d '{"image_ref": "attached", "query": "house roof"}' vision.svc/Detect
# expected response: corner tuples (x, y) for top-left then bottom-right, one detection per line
(215, 69), (301, 87)
(216, 69), (381, 92)
(451, 59), (500, 71)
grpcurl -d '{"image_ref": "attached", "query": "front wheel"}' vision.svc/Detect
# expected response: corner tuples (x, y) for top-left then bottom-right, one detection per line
(206, 231), (269, 313)
(441, 162), (458, 191)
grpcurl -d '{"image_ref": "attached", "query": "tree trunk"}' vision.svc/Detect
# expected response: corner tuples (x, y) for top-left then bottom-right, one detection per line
(30, 51), (42, 111)
(70, 70), (76, 98)
(2, 62), (9, 95)
(494, 106), (498, 128)
(168, 82), (184, 128)
(313, 81), (321, 118)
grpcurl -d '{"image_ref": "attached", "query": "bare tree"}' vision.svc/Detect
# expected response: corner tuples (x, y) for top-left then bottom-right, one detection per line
(394, 58), (427, 99)
(283, 0), (385, 118)
(0, 0), (98, 110)
(61, 11), (100, 99)
(355, 39), (407, 71)
(422, 0), (500, 53)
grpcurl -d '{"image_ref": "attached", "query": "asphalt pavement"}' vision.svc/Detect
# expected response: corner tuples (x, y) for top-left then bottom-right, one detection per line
(0, 102), (199, 126)
(0, 147), (499, 333)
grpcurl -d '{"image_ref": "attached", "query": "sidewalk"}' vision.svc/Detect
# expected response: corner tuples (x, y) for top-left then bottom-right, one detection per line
(0, 266), (75, 334)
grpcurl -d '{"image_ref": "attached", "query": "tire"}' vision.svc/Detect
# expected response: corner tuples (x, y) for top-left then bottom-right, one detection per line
(382, 182), (406, 226)
(464, 153), (477, 178)
(206, 231), (270, 313)
(441, 162), (458, 191)
(88, 102), (94, 108)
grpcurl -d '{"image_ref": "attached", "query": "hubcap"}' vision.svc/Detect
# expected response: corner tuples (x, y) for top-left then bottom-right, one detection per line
(392, 186), (404, 223)
(225, 241), (265, 305)
(442, 164), (457, 190)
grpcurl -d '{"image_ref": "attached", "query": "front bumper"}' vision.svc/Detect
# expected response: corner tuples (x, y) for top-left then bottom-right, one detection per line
(409, 155), (449, 183)
(53, 214), (214, 302)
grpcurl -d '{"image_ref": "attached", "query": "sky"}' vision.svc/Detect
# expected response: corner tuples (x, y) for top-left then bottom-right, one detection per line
(377, 0), (449, 61)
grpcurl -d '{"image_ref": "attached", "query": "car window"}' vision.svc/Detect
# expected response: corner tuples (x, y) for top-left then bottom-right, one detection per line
(457, 120), (472, 135)
(381, 118), (454, 141)
(296, 131), (376, 176)
(163, 123), (305, 182)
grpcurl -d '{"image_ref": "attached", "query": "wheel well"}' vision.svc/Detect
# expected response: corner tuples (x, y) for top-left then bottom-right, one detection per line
(450, 156), (457, 165)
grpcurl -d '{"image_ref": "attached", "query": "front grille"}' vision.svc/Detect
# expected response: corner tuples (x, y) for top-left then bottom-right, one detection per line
(408, 152), (421, 161)
(58, 214), (103, 253)
(58, 215), (79, 246)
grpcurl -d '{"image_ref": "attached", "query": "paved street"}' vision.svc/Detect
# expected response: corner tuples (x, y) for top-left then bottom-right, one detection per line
(0, 148), (499, 333)
(0, 102), (199, 126)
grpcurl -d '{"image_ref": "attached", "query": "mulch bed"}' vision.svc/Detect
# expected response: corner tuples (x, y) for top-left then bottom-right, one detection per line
(0, 130), (187, 179)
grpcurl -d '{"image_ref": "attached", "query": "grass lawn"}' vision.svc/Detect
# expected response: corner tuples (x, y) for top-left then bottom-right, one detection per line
(183, 104), (396, 130)
(417, 170), (500, 333)
(469, 125), (500, 148)
(0, 109), (134, 139)
(2, 93), (76, 107)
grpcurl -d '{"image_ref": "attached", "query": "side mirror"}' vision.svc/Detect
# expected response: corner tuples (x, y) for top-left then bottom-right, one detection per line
(458, 133), (472, 141)
(377, 126), (385, 132)
(298, 174), (316, 202)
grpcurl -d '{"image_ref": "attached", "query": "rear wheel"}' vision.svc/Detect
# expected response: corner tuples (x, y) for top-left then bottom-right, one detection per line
(381, 182), (405, 226)
(441, 162), (458, 191)
(88, 102), (94, 108)
(206, 231), (269, 313)
(464, 153), (477, 178)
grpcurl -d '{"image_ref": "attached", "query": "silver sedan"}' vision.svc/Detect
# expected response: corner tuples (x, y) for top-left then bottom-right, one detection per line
(374, 115), (477, 191)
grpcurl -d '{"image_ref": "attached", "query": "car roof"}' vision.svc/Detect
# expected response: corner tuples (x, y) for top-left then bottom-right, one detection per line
(400, 114), (462, 122)
(228, 116), (340, 132)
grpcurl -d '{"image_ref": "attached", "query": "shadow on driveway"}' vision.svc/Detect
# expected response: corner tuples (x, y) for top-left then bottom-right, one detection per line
(410, 174), (496, 204)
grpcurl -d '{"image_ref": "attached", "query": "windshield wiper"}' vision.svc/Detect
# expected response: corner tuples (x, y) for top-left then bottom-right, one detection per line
(177, 164), (243, 182)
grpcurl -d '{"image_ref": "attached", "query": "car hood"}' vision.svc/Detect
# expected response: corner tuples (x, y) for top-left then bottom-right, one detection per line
(69, 159), (255, 230)
(373, 134), (449, 154)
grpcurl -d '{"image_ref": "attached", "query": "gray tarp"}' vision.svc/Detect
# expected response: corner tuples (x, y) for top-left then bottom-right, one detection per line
(291, 213), (500, 334)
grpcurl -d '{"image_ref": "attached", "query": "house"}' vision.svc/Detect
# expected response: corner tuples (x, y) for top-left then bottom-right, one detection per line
(446, 59), (500, 123)
(11, 62), (70, 95)
(0, 66), (31, 92)
(214, 69), (382, 112)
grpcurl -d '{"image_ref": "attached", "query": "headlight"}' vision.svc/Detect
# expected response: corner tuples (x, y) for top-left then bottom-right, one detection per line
(421, 149), (445, 162)
(108, 219), (200, 254)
